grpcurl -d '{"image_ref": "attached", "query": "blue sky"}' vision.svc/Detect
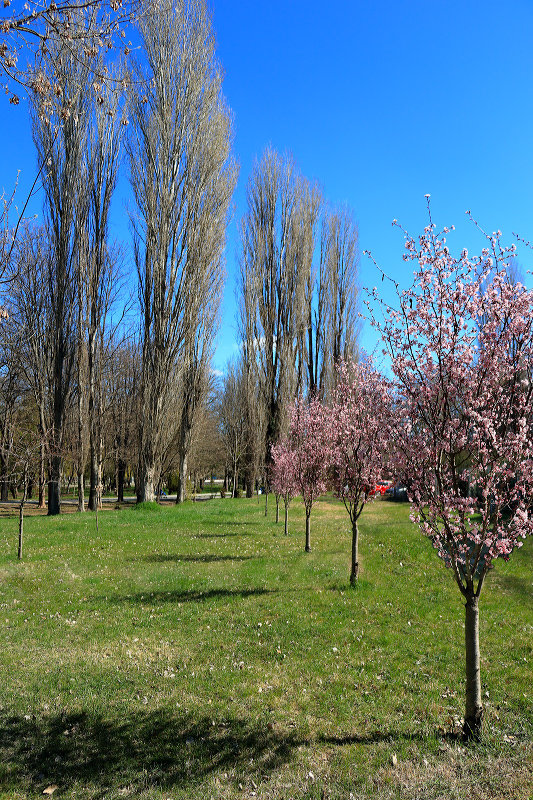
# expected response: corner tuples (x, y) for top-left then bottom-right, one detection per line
(2, 0), (533, 370)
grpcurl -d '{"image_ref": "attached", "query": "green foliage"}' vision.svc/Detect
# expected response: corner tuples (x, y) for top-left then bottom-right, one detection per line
(133, 501), (161, 512)
(0, 497), (530, 799)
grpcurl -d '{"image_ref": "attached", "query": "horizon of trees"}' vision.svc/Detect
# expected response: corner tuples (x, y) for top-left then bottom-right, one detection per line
(0, 0), (362, 513)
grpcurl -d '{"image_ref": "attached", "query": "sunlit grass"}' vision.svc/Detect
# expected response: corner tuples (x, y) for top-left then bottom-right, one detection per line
(0, 496), (531, 799)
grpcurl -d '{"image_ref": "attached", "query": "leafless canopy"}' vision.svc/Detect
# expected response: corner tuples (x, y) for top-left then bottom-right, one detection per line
(128, 0), (236, 502)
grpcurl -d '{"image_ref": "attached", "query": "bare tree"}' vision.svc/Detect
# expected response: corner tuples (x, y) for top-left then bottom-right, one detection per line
(321, 205), (359, 394)
(107, 336), (140, 503)
(175, 265), (223, 503)
(81, 84), (123, 511)
(31, 32), (91, 515)
(0, 319), (24, 501)
(1, 0), (139, 106)
(218, 357), (247, 497)
(9, 225), (54, 508)
(127, 0), (236, 503)
(239, 147), (317, 505)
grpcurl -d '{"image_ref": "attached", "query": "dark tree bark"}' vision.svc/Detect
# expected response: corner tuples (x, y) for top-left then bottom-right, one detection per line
(463, 594), (483, 740)
(350, 517), (359, 585)
(305, 510), (311, 552)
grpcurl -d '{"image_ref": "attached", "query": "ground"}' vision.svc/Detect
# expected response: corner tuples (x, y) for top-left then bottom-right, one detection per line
(0, 496), (531, 799)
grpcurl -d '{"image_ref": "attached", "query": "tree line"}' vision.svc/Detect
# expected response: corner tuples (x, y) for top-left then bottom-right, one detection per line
(0, 0), (361, 513)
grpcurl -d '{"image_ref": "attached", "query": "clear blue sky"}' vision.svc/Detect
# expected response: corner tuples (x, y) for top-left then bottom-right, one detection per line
(2, 0), (533, 371)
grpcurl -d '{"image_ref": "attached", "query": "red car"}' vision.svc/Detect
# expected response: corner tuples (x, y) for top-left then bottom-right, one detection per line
(364, 481), (393, 497)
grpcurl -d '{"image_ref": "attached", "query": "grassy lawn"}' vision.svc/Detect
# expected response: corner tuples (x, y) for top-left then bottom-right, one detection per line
(0, 496), (531, 799)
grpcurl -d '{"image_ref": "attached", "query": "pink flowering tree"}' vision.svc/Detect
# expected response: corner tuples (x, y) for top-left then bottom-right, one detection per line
(288, 397), (328, 552)
(368, 205), (533, 740)
(329, 359), (393, 585)
(271, 439), (298, 536)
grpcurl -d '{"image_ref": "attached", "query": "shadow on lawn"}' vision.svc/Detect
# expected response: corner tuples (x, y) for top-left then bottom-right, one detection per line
(136, 554), (255, 564)
(104, 587), (276, 605)
(494, 572), (533, 603)
(0, 709), (299, 796)
(192, 532), (254, 539)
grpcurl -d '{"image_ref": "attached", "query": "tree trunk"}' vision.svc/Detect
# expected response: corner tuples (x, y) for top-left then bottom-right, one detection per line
(463, 593), (483, 740)
(88, 446), (98, 510)
(284, 500), (288, 536)
(275, 495), (279, 523)
(137, 460), (156, 503)
(350, 517), (359, 585)
(38, 410), (46, 508)
(176, 451), (188, 504)
(305, 510), (311, 552)
(96, 435), (103, 508)
(246, 477), (254, 498)
(18, 502), (23, 559)
(48, 454), (61, 516)
(232, 458), (238, 498)
(18, 471), (27, 560)
(117, 459), (126, 503)
(77, 471), (85, 512)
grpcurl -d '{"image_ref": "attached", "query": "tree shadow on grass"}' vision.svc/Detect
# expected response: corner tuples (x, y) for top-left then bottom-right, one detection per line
(0, 709), (299, 797)
(192, 532), (254, 538)
(318, 729), (434, 746)
(493, 572), (533, 603)
(135, 554), (255, 564)
(103, 587), (276, 605)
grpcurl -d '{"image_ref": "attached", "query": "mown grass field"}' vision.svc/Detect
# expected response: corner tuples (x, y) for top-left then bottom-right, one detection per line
(0, 496), (531, 799)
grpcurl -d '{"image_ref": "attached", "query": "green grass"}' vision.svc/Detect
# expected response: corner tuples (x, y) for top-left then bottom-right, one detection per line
(0, 496), (531, 799)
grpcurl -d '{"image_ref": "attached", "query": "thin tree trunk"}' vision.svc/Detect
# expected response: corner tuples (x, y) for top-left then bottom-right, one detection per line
(38, 408), (46, 508)
(350, 517), (359, 585)
(18, 471), (27, 560)
(284, 500), (288, 536)
(97, 435), (103, 508)
(78, 472), (85, 512)
(275, 495), (279, 523)
(77, 358), (85, 512)
(0, 461), (8, 502)
(117, 459), (125, 503)
(176, 451), (188, 504)
(463, 593), (483, 740)
(305, 510), (311, 552)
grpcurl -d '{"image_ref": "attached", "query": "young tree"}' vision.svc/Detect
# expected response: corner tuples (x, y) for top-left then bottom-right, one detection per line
(287, 397), (328, 552)
(329, 359), (393, 584)
(370, 207), (533, 739)
(271, 438), (298, 536)
(127, 0), (236, 503)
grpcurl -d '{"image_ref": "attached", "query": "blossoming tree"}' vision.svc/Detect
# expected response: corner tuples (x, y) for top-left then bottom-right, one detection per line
(271, 439), (298, 536)
(329, 360), (393, 584)
(288, 397), (328, 552)
(369, 207), (533, 739)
